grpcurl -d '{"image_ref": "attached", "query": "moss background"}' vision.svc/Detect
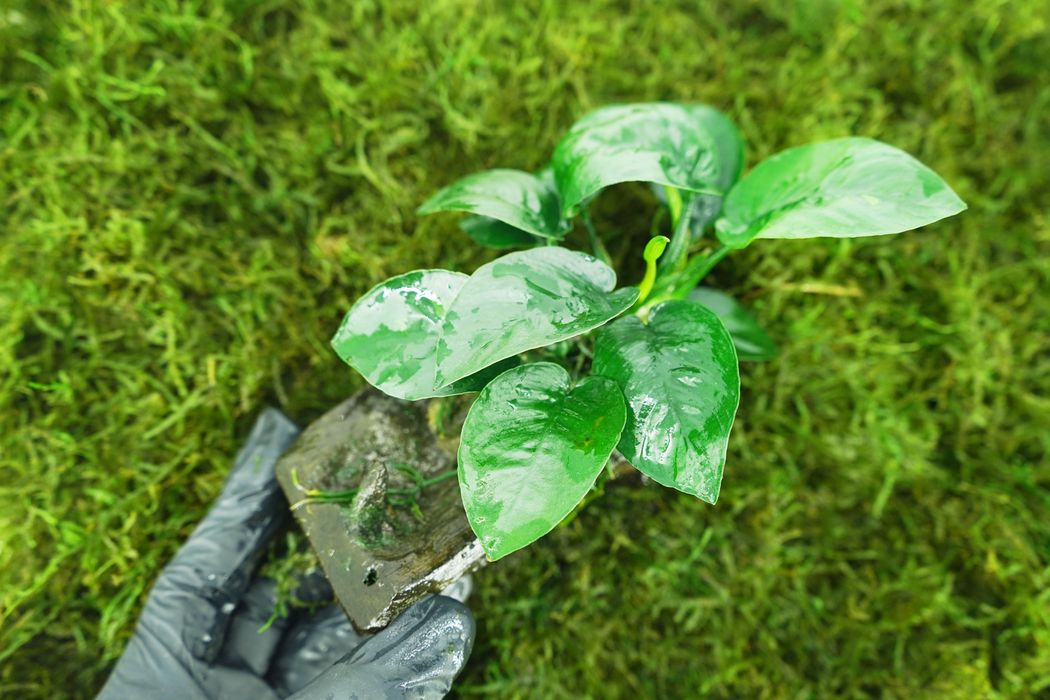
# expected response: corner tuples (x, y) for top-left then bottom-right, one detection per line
(1, 0), (1048, 697)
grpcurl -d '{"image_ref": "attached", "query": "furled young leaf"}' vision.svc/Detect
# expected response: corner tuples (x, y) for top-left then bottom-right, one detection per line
(417, 168), (571, 239)
(687, 287), (779, 361)
(592, 300), (740, 503)
(458, 363), (627, 560)
(552, 103), (744, 216)
(715, 137), (967, 249)
(331, 270), (518, 400)
(433, 247), (639, 388)
(460, 215), (540, 248)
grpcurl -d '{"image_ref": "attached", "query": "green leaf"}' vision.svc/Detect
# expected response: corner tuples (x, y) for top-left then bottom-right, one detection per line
(653, 185), (729, 242)
(592, 300), (740, 503)
(440, 355), (523, 394)
(457, 165), (559, 248)
(553, 103), (744, 216)
(460, 215), (540, 248)
(458, 363), (627, 560)
(433, 247), (639, 388)
(331, 270), (519, 400)
(534, 162), (558, 189)
(417, 168), (571, 239)
(687, 287), (779, 361)
(715, 137), (967, 249)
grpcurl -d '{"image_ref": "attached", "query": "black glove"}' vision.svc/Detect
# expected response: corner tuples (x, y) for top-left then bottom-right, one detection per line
(96, 408), (475, 699)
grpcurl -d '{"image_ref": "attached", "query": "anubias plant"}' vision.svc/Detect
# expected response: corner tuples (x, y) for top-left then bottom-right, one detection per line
(331, 103), (965, 562)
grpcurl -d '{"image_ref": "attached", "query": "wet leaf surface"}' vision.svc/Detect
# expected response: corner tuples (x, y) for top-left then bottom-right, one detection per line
(417, 168), (570, 238)
(331, 270), (517, 400)
(593, 300), (740, 503)
(458, 363), (626, 560)
(715, 137), (966, 248)
(553, 103), (744, 215)
(459, 215), (540, 248)
(433, 247), (638, 388)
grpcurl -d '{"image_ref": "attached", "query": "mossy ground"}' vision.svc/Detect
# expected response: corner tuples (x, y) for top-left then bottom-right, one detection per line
(2, 1), (1048, 697)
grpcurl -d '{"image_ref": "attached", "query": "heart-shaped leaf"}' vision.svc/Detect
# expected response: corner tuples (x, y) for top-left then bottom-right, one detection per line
(458, 363), (627, 560)
(553, 103), (744, 216)
(592, 300), (740, 503)
(417, 168), (571, 239)
(460, 215), (540, 249)
(688, 287), (779, 361)
(331, 270), (519, 400)
(433, 247), (639, 388)
(715, 137), (967, 249)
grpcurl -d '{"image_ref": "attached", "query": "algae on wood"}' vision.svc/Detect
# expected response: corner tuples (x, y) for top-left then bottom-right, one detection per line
(274, 388), (486, 633)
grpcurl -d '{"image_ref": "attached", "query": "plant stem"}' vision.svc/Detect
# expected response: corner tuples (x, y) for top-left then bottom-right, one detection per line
(663, 185), (683, 226)
(675, 244), (730, 293)
(658, 189), (697, 274)
(579, 206), (613, 267)
(649, 206), (665, 240)
(634, 244), (732, 317)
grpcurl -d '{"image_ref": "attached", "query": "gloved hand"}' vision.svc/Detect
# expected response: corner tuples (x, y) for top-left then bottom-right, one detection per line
(97, 408), (475, 700)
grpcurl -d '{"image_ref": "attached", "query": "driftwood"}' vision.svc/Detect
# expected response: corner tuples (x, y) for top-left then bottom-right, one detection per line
(274, 389), (485, 633)
(274, 387), (642, 633)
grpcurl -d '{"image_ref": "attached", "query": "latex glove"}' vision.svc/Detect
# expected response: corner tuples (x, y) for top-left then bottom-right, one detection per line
(96, 409), (475, 700)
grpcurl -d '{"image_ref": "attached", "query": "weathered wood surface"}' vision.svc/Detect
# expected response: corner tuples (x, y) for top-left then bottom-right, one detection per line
(274, 386), (645, 632)
(274, 388), (486, 633)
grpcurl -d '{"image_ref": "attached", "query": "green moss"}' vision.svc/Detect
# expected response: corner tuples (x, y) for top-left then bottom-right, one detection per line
(1, 0), (1047, 697)
(348, 499), (411, 551)
(256, 531), (324, 631)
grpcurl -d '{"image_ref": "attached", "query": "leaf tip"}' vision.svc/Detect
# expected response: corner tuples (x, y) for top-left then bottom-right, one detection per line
(415, 197), (439, 216)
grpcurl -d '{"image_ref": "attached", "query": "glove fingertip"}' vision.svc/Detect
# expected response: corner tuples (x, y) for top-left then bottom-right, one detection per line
(259, 406), (300, 439)
(286, 596), (476, 700)
(227, 408), (301, 487)
(353, 595), (476, 681)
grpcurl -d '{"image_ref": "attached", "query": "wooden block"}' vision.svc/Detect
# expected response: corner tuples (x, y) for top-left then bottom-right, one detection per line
(274, 388), (486, 633)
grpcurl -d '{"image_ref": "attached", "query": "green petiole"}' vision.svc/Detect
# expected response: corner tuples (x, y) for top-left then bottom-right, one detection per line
(632, 244), (732, 317)
(579, 205), (613, 267)
(658, 189), (698, 273)
(674, 244), (731, 295)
